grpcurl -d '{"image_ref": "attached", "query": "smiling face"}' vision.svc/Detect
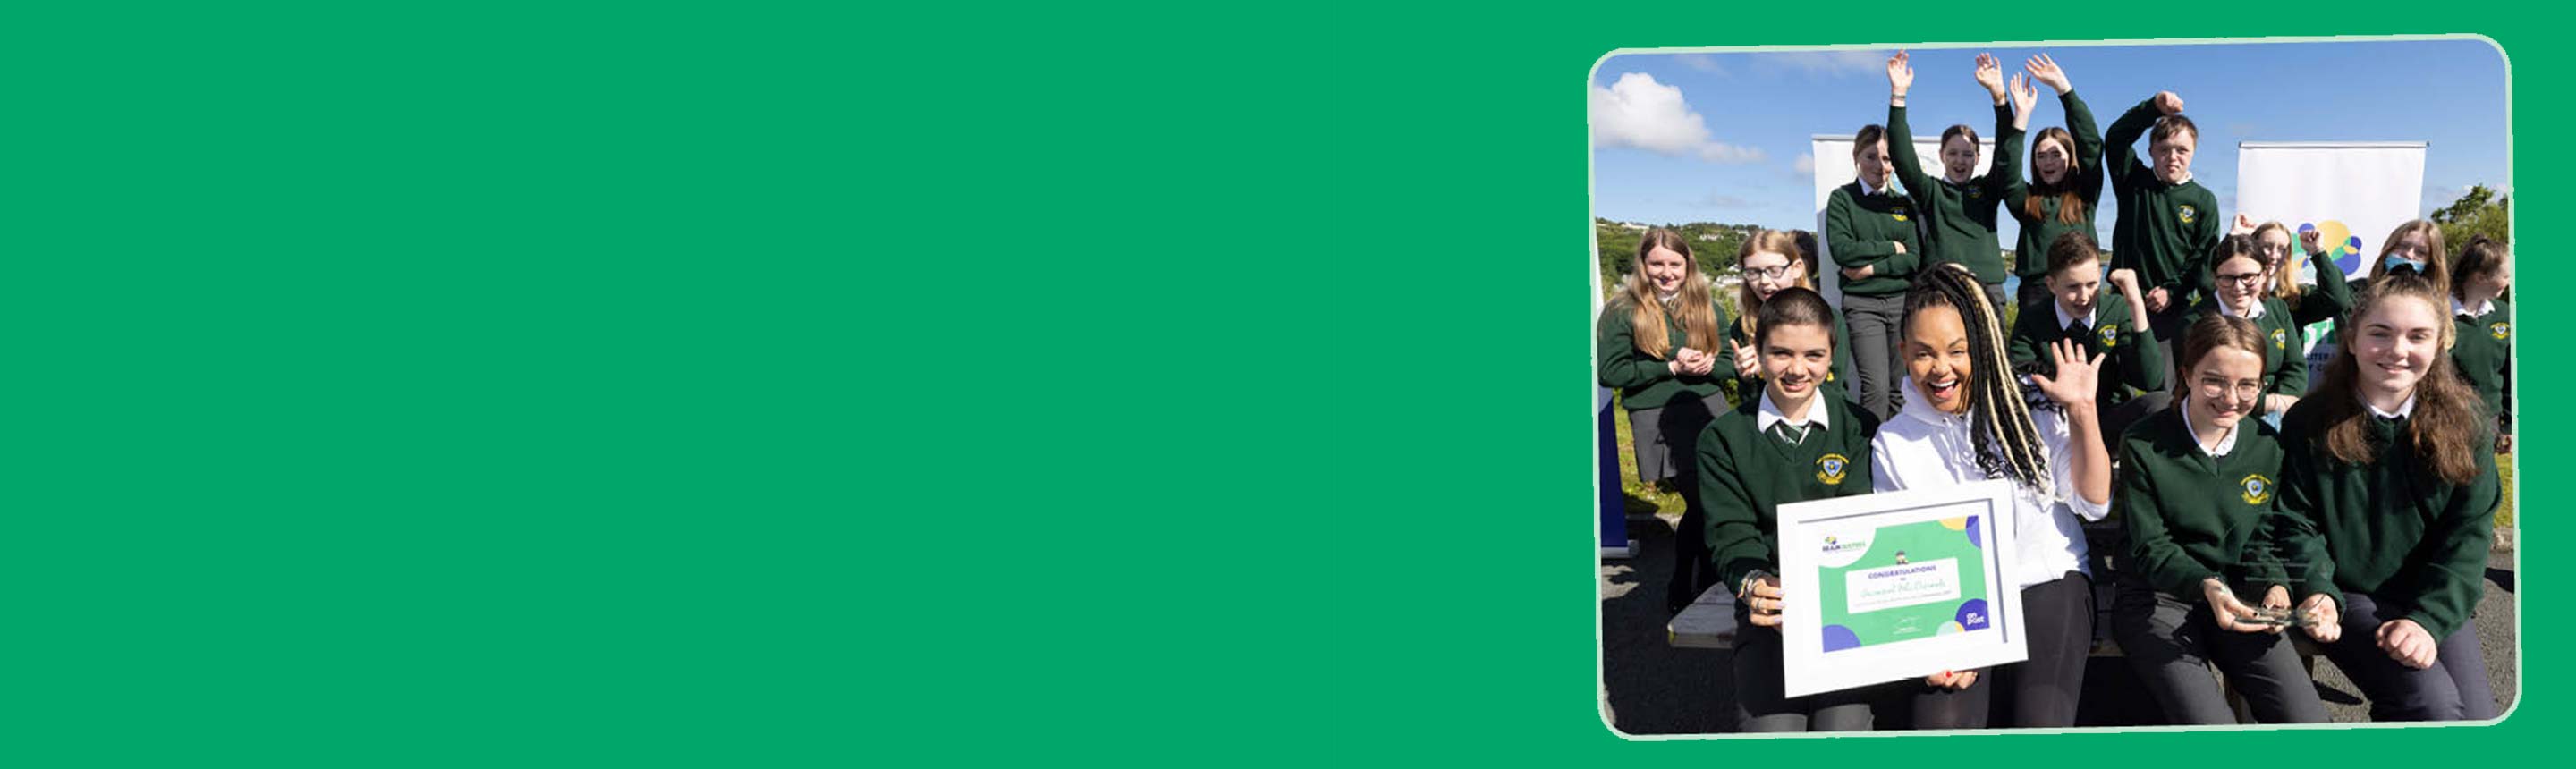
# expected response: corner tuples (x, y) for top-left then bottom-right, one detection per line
(1903, 304), (1973, 414)
(1857, 139), (1894, 189)
(2256, 228), (2293, 276)
(1761, 322), (1835, 405)
(1641, 246), (1689, 295)
(2215, 255), (2266, 315)
(2149, 130), (2196, 183)
(2033, 134), (2072, 185)
(1741, 249), (1803, 300)
(2048, 264), (2100, 318)
(2188, 346), (2266, 431)
(1940, 135), (1977, 182)
(2350, 293), (2445, 406)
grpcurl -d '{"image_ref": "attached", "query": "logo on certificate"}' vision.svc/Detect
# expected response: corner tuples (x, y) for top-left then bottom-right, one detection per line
(2241, 473), (2274, 505)
(1817, 453), (1850, 485)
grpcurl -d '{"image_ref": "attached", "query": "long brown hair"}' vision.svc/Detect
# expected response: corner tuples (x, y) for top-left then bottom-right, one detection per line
(2020, 126), (2086, 225)
(1733, 229), (1813, 341)
(1616, 228), (1722, 359)
(2308, 274), (2484, 485)
(2368, 219), (2450, 295)
(2451, 235), (2507, 302)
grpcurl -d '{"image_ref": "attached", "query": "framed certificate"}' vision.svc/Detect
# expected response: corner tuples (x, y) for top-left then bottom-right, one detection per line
(1775, 479), (2026, 698)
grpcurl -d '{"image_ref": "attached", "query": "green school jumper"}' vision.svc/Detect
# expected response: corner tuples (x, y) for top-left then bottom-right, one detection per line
(1597, 297), (1733, 410)
(2452, 298), (2513, 436)
(1886, 102), (2021, 284)
(2004, 90), (2106, 282)
(1824, 182), (1922, 298)
(2260, 398), (2499, 640)
(1723, 310), (1858, 399)
(2008, 291), (2165, 406)
(1697, 395), (1882, 592)
(2181, 298), (2306, 400)
(2106, 99), (2224, 300)
(2284, 256), (2357, 328)
(2116, 405), (2286, 598)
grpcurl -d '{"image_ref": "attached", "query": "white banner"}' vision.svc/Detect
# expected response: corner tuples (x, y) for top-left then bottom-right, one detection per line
(1810, 135), (1993, 307)
(2235, 141), (2428, 355)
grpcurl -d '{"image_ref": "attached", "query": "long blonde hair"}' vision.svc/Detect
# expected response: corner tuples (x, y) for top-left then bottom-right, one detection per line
(1618, 228), (1722, 359)
(1733, 229), (1813, 342)
(2252, 221), (2305, 302)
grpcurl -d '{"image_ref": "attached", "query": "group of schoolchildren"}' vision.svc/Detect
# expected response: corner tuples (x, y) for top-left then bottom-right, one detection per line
(1596, 51), (2516, 731)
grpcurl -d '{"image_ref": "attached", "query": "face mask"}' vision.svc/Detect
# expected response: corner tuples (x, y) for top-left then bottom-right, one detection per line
(2383, 254), (2426, 275)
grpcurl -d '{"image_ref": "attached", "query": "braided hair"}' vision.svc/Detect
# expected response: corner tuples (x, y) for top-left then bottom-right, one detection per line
(1903, 262), (2055, 496)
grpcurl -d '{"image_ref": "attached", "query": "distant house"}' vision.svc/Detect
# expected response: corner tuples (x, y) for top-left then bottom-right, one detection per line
(1621, 223), (1647, 232)
(1698, 233), (1724, 241)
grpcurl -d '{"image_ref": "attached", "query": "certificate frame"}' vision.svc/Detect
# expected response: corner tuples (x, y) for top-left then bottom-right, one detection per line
(1775, 479), (2027, 698)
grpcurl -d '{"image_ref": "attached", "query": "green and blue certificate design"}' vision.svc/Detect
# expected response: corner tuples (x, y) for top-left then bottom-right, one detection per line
(1777, 480), (2029, 698)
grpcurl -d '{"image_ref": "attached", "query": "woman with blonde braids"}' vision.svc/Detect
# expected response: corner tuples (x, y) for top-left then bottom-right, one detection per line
(1871, 262), (2113, 729)
(1597, 228), (1736, 614)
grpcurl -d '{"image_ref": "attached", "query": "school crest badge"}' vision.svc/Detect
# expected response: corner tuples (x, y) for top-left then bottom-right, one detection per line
(2241, 474), (2275, 505)
(2178, 204), (2199, 224)
(2098, 324), (2118, 347)
(1892, 207), (1910, 223)
(2271, 328), (2288, 350)
(2492, 322), (2511, 340)
(1817, 453), (1850, 485)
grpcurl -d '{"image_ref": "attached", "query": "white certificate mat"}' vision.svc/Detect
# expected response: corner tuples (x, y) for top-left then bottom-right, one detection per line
(1775, 480), (2026, 698)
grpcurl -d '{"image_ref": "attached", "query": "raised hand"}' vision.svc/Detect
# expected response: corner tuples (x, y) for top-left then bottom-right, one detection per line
(1888, 50), (1914, 97)
(2030, 338), (2104, 405)
(1973, 52), (2005, 101)
(2153, 90), (2185, 115)
(2024, 53), (2072, 95)
(2300, 228), (2324, 255)
(2107, 267), (2139, 292)
(2232, 213), (2258, 236)
(2010, 72), (2038, 122)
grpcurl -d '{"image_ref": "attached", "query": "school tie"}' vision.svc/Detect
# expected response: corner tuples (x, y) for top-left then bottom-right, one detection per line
(2067, 318), (2089, 342)
(1773, 422), (1809, 446)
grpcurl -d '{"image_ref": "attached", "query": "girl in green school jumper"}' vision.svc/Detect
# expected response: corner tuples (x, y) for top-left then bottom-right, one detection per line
(2448, 235), (2513, 455)
(1597, 227), (1735, 615)
(2251, 220), (2355, 329)
(1881, 50), (2032, 316)
(1726, 229), (1856, 401)
(2182, 236), (2307, 419)
(1824, 120), (1921, 422)
(1698, 287), (1885, 731)
(2004, 54), (2106, 313)
(2109, 313), (2328, 724)
(2266, 274), (2501, 722)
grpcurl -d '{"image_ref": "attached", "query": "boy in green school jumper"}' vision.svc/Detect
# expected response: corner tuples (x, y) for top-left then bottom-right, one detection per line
(2009, 232), (2166, 450)
(2106, 90), (2224, 352)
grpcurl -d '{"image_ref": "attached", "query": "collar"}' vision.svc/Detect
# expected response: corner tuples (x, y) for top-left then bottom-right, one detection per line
(2453, 296), (2495, 318)
(1657, 290), (1680, 307)
(2216, 297), (2266, 321)
(2362, 390), (2419, 419)
(2054, 300), (2097, 331)
(1758, 389), (1830, 434)
(2167, 172), (2195, 186)
(1858, 177), (1881, 196)
(2178, 398), (2240, 457)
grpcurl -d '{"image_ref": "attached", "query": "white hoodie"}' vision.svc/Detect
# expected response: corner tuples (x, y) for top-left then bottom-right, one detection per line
(1870, 376), (2107, 590)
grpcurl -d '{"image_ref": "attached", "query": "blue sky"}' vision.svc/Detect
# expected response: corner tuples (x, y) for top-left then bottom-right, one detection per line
(1589, 38), (2510, 241)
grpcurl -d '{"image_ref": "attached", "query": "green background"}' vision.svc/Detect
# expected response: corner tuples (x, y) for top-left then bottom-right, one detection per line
(0, 3), (2554, 765)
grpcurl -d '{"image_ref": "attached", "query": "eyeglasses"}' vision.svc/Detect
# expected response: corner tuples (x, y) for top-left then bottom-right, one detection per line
(1744, 264), (1802, 281)
(2215, 272), (2266, 288)
(2196, 377), (2264, 402)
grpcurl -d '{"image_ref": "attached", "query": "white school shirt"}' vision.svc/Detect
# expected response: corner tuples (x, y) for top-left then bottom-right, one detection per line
(1870, 376), (2110, 589)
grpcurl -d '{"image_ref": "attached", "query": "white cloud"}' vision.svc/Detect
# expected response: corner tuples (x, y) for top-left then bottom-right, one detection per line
(1677, 54), (1727, 75)
(1793, 153), (1815, 174)
(1589, 72), (1767, 165)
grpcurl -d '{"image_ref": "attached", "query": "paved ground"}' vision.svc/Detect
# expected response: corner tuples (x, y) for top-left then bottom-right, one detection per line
(1600, 511), (2520, 732)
